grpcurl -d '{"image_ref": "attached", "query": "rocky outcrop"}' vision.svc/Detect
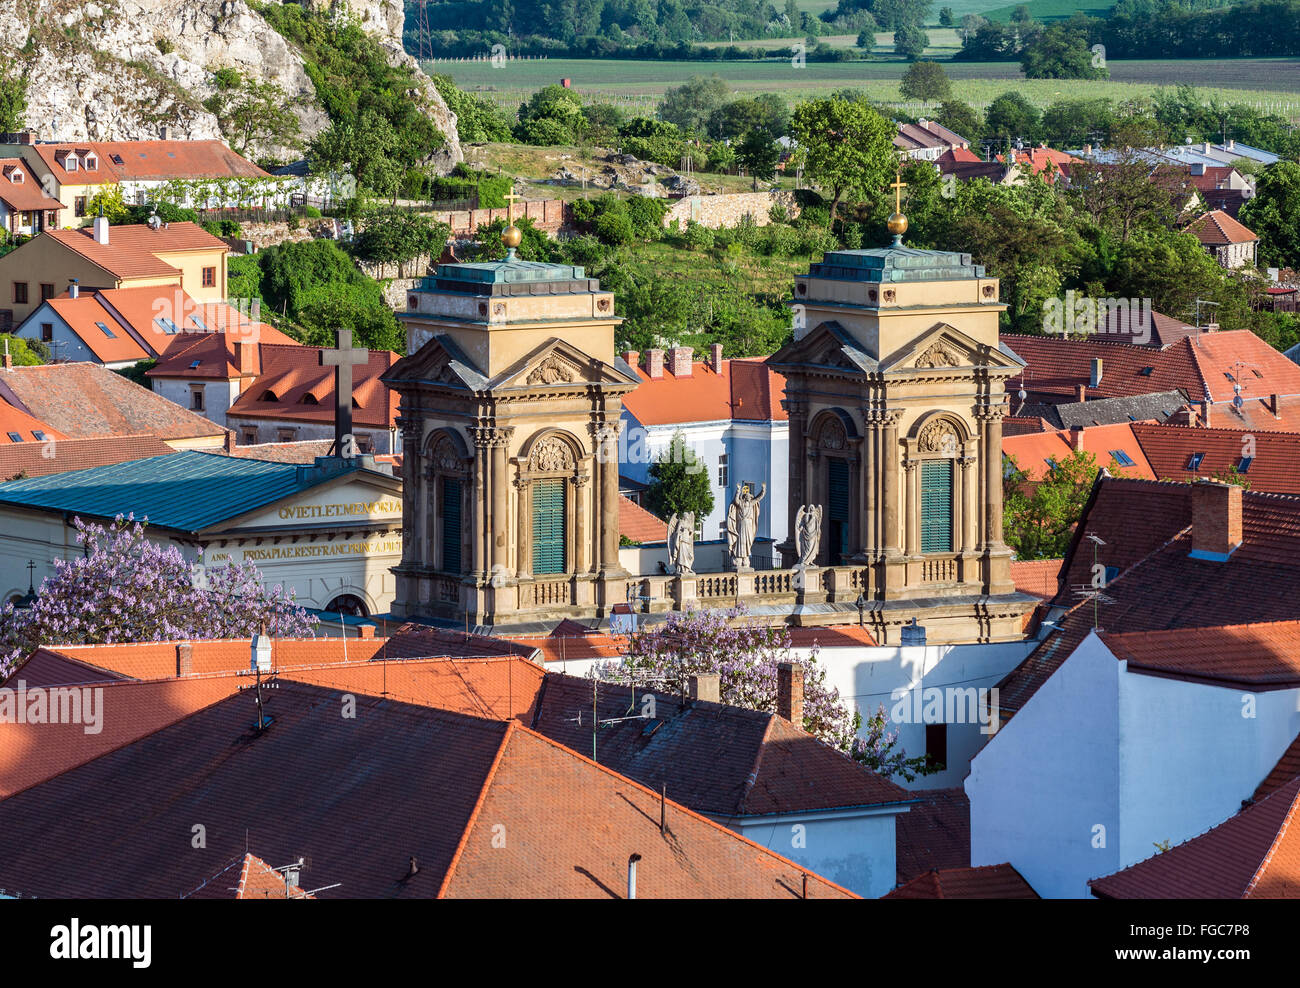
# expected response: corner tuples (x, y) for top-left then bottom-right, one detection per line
(0, 0), (459, 169)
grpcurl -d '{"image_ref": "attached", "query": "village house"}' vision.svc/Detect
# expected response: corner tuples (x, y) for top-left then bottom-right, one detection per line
(1186, 209), (1259, 269)
(0, 218), (230, 328)
(0, 158), (62, 236)
(894, 120), (972, 162)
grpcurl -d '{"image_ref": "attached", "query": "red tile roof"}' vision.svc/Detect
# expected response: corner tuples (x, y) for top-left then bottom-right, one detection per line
(1187, 208), (1258, 246)
(530, 671), (911, 815)
(0, 680), (855, 898)
(622, 355), (787, 426)
(1132, 422), (1300, 493)
(0, 159), (63, 212)
(1006, 330), (1300, 406)
(894, 786), (971, 884)
(1185, 164), (1240, 192)
(1010, 558), (1062, 600)
(232, 853), (314, 899)
(884, 862), (1038, 899)
(1003, 422), (1155, 480)
(225, 343), (399, 430)
(43, 295), (151, 363)
(786, 624), (879, 648)
(1003, 414), (1050, 435)
(0, 400), (63, 444)
(27, 144), (117, 185)
(997, 477), (1300, 720)
(619, 495), (668, 543)
(1090, 775), (1300, 898)
(0, 362), (227, 442)
(1100, 620), (1300, 689)
(935, 147), (981, 166)
(46, 222), (226, 280)
(93, 140), (269, 181)
(1256, 733), (1300, 802)
(147, 324), (304, 380)
(0, 432), (175, 481)
(997, 146), (1078, 180)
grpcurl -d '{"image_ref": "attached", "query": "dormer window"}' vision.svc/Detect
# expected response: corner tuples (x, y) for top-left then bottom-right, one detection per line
(302, 393), (319, 405)
(154, 317), (179, 334)
(110, 154), (124, 165)
(261, 389), (278, 402)
(10, 170), (22, 184)
(65, 157), (77, 173)
(84, 156), (97, 170)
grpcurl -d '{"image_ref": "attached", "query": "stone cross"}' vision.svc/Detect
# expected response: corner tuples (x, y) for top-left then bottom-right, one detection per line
(320, 328), (369, 458)
(890, 171), (907, 214)
(503, 189), (523, 224)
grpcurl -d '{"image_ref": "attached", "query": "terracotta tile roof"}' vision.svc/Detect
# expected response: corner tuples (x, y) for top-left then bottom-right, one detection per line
(1082, 309), (1201, 348)
(1255, 733), (1300, 802)
(27, 144), (117, 184)
(510, 630), (625, 664)
(1003, 422), (1155, 480)
(786, 624), (879, 648)
(1003, 414), (1050, 435)
(93, 140), (269, 181)
(45, 222), (227, 280)
(0, 159), (63, 212)
(1098, 620), (1300, 689)
(146, 323), (304, 380)
(530, 672), (912, 815)
(225, 343), (399, 430)
(997, 478), (1300, 719)
(621, 356), (787, 427)
(384, 623), (543, 661)
(997, 146), (1078, 179)
(884, 862), (1038, 899)
(0, 681), (854, 898)
(1185, 164), (1239, 192)
(232, 853), (314, 899)
(936, 147), (982, 165)
(0, 362), (227, 442)
(227, 439), (337, 462)
(1010, 558), (1063, 600)
(0, 400), (63, 443)
(894, 786), (971, 884)
(1090, 775), (1300, 898)
(440, 723), (856, 898)
(1007, 330), (1300, 406)
(42, 295), (151, 363)
(1132, 422), (1300, 493)
(619, 495), (668, 543)
(1187, 208), (1258, 246)
(0, 432), (175, 481)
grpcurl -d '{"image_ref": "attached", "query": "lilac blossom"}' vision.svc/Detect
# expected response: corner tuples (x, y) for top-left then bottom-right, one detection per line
(0, 515), (317, 676)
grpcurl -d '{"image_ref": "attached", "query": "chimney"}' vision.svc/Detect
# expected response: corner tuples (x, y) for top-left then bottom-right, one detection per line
(3, 351), (11, 371)
(669, 346), (693, 377)
(626, 853), (641, 899)
(645, 348), (664, 379)
(1083, 143), (1092, 155)
(68, 279), (79, 299)
(776, 661), (804, 725)
(1069, 425), (1085, 451)
(1203, 322), (1219, 333)
(1227, 139), (1235, 150)
(1191, 161), (1205, 176)
(159, 124), (170, 140)
(1269, 393), (1279, 416)
(176, 642), (193, 676)
(687, 673), (720, 703)
(709, 342), (723, 374)
(236, 341), (259, 377)
(1204, 142), (1212, 154)
(1190, 480), (1242, 560)
(1090, 358), (1103, 388)
(1076, 384), (1087, 403)
(1202, 398), (1212, 427)
(623, 350), (639, 372)
(358, 624), (375, 639)
(93, 215), (109, 245)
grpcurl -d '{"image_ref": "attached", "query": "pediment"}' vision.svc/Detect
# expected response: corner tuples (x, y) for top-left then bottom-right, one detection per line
(767, 320), (877, 375)
(492, 337), (638, 390)
(880, 323), (1025, 374)
(384, 333), (487, 391)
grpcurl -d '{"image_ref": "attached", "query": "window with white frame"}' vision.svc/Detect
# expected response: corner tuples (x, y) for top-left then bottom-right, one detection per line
(717, 452), (728, 488)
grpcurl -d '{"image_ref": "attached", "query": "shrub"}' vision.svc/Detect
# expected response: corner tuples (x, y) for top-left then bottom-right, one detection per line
(304, 205), (322, 218)
(769, 203), (789, 224)
(562, 233), (609, 266)
(683, 220), (715, 250)
(593, 210), (635, 246)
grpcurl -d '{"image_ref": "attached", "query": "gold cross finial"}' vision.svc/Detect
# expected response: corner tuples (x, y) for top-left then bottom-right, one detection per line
(890, 170), (906, 214)
(503, 189), (523, 225)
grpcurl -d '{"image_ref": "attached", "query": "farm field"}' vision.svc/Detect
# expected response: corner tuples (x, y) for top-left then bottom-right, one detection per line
(696, 28), (965, 53)
(433, 56), (1300, 119)
(982, 0), (1112, 21)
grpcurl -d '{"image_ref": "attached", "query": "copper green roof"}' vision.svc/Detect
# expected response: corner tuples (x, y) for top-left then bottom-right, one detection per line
(805, 247), (987, 283)
(419, 253), (602, 296)
(0, 450), (371, 533)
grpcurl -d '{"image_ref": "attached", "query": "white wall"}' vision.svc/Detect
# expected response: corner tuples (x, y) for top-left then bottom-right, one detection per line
(12, 304), (136, 367)
(231, 417), (396, 454)
(154, 377), (241, 428)
(966, 632), (1122, 898)
(729, 807), (905, 899)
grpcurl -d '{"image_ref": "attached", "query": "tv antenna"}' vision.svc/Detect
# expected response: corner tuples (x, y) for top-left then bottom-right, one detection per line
(1071, 534), (1116, 631)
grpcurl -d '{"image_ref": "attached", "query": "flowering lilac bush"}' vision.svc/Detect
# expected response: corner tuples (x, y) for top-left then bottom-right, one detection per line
(607, 605), (934, 782)
(0, 515), (317, 676)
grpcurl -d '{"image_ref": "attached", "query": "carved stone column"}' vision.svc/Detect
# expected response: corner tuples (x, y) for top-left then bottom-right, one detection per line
(574, 471), (590, 574)
(960, 449), (978, 555)
(783, 396), (806, 564)
(491, 431), (511, 574)
(514, 472), (532, 580)
(860, 408), (880, 561)
(399, 417), (420, 565)
(904, 458), (919, 556)
(980, 404), (1007, 550)
(882, 410), (903, 557)
(592, 420), (622, 574)
(471, 427), (490, 580)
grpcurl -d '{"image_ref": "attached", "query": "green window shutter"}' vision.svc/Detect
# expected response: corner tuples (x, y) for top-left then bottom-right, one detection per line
(827, 457), (850, 559)
(532, 478), (567, 575)
(441, 477), (462, 573)
(921, 460), (953, 554)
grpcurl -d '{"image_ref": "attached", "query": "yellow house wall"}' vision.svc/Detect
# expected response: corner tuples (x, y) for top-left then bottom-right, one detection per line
(152, 248), (228, 301)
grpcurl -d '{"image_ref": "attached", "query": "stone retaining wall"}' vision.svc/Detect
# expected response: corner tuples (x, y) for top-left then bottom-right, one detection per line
(662, 190), (801, 230)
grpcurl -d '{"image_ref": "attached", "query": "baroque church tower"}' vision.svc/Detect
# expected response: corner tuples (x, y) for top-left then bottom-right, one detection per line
(384, 223), (638, 627)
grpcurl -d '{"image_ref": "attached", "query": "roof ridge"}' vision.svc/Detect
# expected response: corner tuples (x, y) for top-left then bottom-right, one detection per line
(1245, 778), (1300, 896)
(509, 722), (859, 897)
(1100, 617), (1300, 639)
(435, 720), (515, 898)
(738, 714), (776, 816)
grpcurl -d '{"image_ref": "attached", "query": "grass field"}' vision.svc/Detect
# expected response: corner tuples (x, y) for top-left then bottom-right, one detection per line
(434, 56), (1300, 119)
(696, 28), (964, 54)
(982, 0), (1111, 21)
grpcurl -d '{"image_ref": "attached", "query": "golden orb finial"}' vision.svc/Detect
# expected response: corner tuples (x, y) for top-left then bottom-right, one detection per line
(888, 169), (908, 246)
(502, 223), (523, 250)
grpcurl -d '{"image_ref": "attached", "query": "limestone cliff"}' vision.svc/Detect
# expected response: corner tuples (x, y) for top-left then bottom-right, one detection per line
(0, 0), (460, 169)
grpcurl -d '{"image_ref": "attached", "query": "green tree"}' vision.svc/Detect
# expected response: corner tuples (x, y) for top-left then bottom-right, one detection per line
(893, 21), (930, 60)
(899, 60), (951, 106)
(935, 99), (982, 141)
(645, 432), (715, 522)
(353, 211), (450, 271)
(430, 74), (513, 144)
(86, 186), (130, 224)
(1021, 23), (1108, 80)
(0, 333), (45, 365)
(203, 71), (303, 156)
(1069, 116), (1174, 242)
(657, 74), (730, 135)
(789, 97), (895, 228)
(736, 128), (780, 190)
(517, 84), (586, 143)
(983, 91), (1040, 143)
(1240, 161), (1300, 269)
(0, 68), (27, 133)
(939, 6), (954, 26)
(1004, 450), (1113, 560)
